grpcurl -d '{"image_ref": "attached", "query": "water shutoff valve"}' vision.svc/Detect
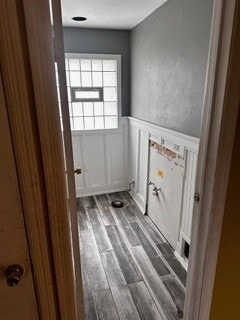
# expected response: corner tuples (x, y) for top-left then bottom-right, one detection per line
(148, 181), (161, 196)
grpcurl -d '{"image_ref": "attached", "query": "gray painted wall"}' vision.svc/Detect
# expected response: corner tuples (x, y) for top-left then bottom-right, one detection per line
(131, 0), (213, 137)
(63, 27), (130, 116)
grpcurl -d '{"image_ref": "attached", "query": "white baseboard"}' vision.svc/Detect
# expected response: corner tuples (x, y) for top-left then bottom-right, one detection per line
(174, 250), (188, 271)
(76, 182), (128, 198)
(129, 191), (146, 214)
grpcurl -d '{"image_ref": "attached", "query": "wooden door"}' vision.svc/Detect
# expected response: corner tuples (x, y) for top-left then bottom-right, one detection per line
(147, 140), (184, 249)
(0, 74), (38, 319)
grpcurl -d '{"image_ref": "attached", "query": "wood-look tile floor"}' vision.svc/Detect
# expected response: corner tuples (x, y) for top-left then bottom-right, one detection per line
(77, 191), (186, 320)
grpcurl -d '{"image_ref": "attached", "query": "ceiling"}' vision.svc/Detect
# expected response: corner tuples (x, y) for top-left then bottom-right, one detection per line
(61, 0), (167, 30)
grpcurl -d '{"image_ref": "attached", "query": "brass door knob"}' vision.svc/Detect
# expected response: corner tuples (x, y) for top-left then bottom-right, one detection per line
(6, 264), (24, 287)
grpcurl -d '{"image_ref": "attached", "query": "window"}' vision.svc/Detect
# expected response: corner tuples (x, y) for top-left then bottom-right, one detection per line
(56, 54), (121, 130)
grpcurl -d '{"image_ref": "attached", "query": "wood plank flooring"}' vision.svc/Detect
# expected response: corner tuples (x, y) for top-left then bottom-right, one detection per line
(78, 191), (186, 320)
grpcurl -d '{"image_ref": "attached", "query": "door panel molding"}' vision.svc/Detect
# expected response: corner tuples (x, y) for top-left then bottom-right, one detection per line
(0, 72), (39, 319)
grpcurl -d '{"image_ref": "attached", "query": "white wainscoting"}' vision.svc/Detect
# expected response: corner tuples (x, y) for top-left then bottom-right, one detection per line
(176, 146), (199, 269)
(128, 120), (150, 212)
(128, 117), (199, 267)
(72, 117), (128, 197)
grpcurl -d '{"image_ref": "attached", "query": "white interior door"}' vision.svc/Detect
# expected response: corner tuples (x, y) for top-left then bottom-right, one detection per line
(147, 140), (184, 249)
(0, 75), (38, 319)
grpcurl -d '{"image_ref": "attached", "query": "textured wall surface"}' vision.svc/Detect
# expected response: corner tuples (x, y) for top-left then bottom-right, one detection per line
(130, 0), (213, 137)
(63, 27), (130, 116)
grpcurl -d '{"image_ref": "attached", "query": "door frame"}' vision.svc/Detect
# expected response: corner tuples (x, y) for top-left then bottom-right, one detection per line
(184, 0), (240, 319)
(0, 0), (81, 319)
(51, 0), (84, 318)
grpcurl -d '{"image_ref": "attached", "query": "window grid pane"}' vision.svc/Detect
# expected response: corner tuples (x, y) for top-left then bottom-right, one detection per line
(63, 57), (118, 130)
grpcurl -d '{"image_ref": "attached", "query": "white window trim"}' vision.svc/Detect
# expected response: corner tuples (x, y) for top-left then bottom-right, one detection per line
(65, 53), (122, 133)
